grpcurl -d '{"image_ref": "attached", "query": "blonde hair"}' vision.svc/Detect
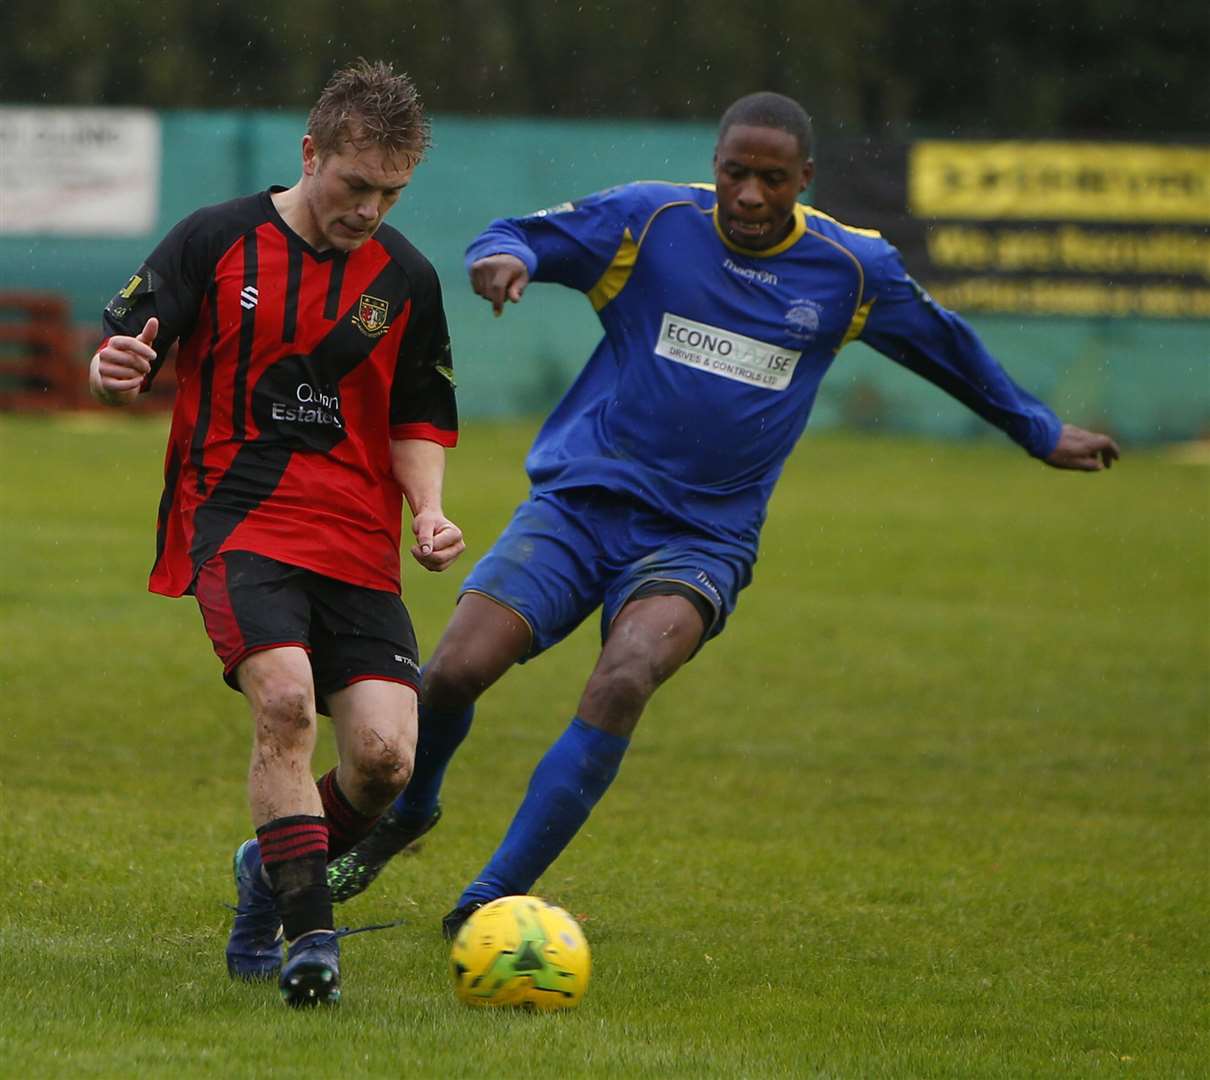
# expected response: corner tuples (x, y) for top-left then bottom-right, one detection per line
(307, 58), (431, 165)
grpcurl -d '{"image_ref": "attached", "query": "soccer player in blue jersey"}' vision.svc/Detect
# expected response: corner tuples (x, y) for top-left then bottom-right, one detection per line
(327, 92), (1119, 936)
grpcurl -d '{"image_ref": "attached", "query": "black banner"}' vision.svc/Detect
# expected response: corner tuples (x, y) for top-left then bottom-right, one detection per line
(815, 140), (1210, 319)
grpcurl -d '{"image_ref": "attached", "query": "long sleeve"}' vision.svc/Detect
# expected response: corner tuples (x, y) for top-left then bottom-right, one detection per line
(858, 245), (1063, 458)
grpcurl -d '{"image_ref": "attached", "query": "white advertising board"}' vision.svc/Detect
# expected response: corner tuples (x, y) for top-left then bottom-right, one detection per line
(0, 107), (161, 235)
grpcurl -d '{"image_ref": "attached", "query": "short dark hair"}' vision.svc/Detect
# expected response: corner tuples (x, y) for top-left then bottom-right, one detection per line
(307, 58), (431, 165)
(718, 92), (813, 159)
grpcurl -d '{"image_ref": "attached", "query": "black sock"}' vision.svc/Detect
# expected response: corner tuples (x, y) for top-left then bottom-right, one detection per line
(256, 815), (333, 942)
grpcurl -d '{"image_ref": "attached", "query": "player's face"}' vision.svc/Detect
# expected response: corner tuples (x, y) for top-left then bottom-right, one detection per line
(713, 125), (813, 251)
(301, 134), (415, 252)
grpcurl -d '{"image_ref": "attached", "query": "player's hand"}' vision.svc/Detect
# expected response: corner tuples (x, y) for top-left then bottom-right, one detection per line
(410, 509), (465, 571)
(469, 255), (529, 316)
(91, 317), (158, 405)
(1045, 423), (1121, 471)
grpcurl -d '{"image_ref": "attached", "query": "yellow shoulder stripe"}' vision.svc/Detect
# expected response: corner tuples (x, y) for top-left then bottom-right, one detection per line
(840, 298), (875, 347)
(587, 227), (638, 311)
(800, 215), (870, 351)
(586, 200), (700, 312)
(807, 206), (883, 239)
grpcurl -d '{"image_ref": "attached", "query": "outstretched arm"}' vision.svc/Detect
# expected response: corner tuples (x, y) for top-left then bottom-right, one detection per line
(1045, 424), (1120, 471)
(858, 247), (1121, 468)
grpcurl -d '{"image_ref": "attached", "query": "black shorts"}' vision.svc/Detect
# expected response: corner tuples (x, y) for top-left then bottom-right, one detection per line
(194, 551), (420, 715)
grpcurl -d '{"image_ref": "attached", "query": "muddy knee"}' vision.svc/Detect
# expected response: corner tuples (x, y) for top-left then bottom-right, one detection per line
(348, 735), (414, 806)
(251, 681), (316, 753)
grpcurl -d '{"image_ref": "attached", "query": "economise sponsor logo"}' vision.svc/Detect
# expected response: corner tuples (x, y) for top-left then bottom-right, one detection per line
(654, 313), (800, 391)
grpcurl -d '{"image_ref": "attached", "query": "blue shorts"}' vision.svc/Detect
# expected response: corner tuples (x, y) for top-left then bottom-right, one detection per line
(459, 487), (753, 660)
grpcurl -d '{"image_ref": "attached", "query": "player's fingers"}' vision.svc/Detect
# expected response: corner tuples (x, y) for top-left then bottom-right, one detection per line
(507, 275), (528, 303)
(430, 522), (463, 549)
(475, 273), (507, 314)
(433, 538), (466, 566)
(109, 336), (155, 367)
(414, 517), (436, 556)
(102, 372), (146, 392)
(410, 543), (442, 569)
(138, 316), (159, 345)
(99, 354), (149, 378)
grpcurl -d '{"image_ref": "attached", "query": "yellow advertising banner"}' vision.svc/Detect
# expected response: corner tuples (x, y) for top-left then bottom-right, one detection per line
(909, 142), (1210, 224)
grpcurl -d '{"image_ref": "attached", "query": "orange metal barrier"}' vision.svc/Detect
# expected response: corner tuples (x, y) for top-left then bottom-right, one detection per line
(0, 292), (85, 410)
(0, 291), (176, 411)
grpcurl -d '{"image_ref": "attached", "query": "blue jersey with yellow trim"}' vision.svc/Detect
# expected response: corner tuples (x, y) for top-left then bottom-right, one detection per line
(466, 182), (1062, 553)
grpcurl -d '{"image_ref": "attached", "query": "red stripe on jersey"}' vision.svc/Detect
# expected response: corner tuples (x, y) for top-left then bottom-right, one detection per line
(389, 422), (458, 446)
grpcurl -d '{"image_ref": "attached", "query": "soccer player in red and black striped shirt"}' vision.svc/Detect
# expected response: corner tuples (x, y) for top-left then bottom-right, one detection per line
(89, 60), (463, 1007)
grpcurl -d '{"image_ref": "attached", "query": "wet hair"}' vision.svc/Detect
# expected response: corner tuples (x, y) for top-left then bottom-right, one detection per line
(307, 58), (431, 165)
(718, 92), (813, 159)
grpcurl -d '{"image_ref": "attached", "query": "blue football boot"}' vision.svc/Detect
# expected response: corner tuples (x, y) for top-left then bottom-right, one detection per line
(225, 839), (284, 980)
(279, 930), (341, 1007)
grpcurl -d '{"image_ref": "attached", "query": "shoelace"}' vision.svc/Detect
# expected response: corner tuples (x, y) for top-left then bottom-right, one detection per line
(330, 919), (406, 940)
(220, 904), (406, 940)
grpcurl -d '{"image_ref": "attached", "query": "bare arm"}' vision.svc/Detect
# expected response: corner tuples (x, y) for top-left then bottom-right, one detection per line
(88, 317), (158, 406)
(468, 254), (530, 316)
(1045, 424), (1121, 471)
(390, 438), (465, 572)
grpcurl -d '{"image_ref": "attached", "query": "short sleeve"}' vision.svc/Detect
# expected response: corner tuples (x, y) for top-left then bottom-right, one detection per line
(389, 265), (458, 446)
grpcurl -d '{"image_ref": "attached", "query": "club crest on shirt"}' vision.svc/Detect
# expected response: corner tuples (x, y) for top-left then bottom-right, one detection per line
(785, 298), (823, 341)
(352, 293), (391, 337)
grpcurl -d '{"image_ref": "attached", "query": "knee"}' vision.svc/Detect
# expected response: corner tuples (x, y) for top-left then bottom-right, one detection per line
(250, 680), (316, 751)
(579, 660), (658, 731)
(422, 652), (486, 714)
(350, 734), (414, 805)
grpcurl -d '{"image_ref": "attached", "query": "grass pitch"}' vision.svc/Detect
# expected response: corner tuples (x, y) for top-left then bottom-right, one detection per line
(1, 414), (1206, 1078)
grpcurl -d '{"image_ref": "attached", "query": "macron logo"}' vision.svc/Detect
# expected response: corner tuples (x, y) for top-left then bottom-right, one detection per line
(240, 286), (259, 310)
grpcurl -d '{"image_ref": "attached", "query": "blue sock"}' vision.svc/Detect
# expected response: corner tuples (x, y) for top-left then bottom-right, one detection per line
(458, 717), (629, 907)
(392, 701), (474, 820)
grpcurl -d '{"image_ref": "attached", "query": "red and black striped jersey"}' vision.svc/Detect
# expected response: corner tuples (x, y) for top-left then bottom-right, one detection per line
(103, 188), (458, 597)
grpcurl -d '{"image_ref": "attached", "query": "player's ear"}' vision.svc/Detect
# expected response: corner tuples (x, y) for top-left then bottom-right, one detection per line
(302, 135), (319, 177)
(799, 158), (815, 193)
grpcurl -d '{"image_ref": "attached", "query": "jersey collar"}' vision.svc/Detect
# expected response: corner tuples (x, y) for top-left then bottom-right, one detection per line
(712, 202), (807, 258)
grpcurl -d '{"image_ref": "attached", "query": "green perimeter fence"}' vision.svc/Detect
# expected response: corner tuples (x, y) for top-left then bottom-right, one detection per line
(2, 111), (1206, 443)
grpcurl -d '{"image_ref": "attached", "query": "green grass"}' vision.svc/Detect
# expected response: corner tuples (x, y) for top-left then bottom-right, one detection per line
(1, 413), (1206, 1078)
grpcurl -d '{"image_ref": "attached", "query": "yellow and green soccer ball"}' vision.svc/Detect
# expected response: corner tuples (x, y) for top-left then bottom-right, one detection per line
(449, 895), (591, 1010)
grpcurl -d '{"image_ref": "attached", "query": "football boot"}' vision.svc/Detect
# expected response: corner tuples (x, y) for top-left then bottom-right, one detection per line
(327, 804), (442, 903)
(279, 930), (341, 1008)
(441, 900), (486, 942)
(225, 839), (284, 980)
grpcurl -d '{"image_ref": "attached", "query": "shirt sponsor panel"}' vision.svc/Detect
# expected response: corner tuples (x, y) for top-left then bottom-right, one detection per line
(654, 313), (800, 391)
(270, 381), (344, 428)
